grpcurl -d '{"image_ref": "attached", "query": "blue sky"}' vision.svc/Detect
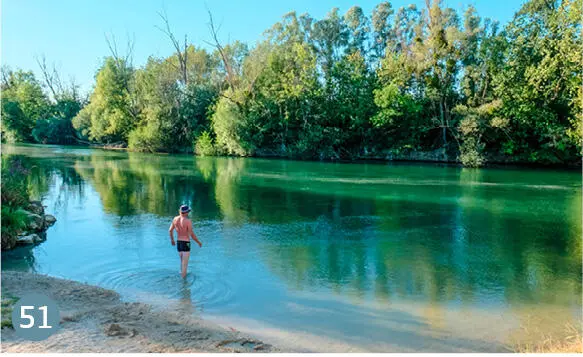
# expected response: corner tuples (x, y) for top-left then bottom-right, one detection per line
(2, 0), (526, 95)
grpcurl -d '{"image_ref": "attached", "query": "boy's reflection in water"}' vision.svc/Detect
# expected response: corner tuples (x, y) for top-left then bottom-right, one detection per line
(178, 276), (197, 315)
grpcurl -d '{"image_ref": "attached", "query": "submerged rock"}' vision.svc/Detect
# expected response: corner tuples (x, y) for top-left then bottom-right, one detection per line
(104, 323), (135, 337)
(16, 233), (43, 245)
(24, 211), (45, 232)
(27, 201), (45, 216)
(44, 214), (57, 227)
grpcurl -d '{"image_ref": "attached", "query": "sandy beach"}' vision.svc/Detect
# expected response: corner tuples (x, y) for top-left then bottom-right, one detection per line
(0, 271), (277, 353)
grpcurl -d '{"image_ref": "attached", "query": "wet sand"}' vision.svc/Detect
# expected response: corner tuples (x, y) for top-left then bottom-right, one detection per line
(0, 271), (277, 353)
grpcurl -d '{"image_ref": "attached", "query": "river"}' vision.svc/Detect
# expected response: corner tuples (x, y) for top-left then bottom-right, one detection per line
(1, 144), (581, 352)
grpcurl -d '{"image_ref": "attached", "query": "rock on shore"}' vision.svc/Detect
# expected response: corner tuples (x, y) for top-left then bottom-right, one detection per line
(2, 201), (57, 250)
(16, 233), (45, 245)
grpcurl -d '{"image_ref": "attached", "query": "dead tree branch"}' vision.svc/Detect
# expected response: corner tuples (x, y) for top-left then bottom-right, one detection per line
(104, 33), (139, 120)
(104, 33), (134, 71)
(156, 10), (188, 85)
(206, 9), (236, 92)
(36, 55), (65, 101)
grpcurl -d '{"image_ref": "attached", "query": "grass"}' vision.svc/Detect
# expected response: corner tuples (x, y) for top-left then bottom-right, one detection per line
(512, 323), (582, 353)
(1, 206), (29, 248)
(1, 294), (19, 329)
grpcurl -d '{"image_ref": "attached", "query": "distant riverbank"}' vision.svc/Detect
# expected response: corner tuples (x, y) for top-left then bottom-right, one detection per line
(1, 271), (277, 353)
(69, 142), (583, 170)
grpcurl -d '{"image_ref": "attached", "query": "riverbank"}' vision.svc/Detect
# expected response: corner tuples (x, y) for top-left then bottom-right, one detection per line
(85, 142), (583, 170)
(0, 201), (57, 251)
(1, 154), (58, 251)
(0, 271), (277, 353)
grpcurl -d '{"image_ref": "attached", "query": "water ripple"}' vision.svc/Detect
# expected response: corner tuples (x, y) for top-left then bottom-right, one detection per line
(93, 265), (233, 311)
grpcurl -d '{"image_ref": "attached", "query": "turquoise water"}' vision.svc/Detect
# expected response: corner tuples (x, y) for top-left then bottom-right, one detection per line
(2, 144), (581, 352)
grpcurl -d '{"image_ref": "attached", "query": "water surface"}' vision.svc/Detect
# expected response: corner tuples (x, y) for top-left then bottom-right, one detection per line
(2, 144), (581, 352)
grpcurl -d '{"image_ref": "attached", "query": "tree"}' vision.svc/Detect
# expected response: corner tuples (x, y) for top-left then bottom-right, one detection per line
(1, 68), (51, 142)
(415, 0), (462, 148)
(33, 56), (84, 144)
(8, 0), (580, 166)
(371, 2), (394, 63)
(212, 96), (255, 156)
(327, 51), (377, 157)
(344, 6), (370, 56)
(492, 0), (582, 163)
(310, 8), (349, 83)
(73, 57), (137, 143)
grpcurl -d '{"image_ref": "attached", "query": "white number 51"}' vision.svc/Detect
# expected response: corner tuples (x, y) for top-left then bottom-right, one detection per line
(20, 306), (52, 329)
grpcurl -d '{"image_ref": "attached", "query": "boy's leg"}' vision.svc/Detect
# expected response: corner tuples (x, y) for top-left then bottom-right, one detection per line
(179, 251), (184, 273)
(180, 251), (190, 278)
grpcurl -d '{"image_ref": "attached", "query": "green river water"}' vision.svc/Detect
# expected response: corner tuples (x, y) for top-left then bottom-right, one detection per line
(1, 144), (581, 352)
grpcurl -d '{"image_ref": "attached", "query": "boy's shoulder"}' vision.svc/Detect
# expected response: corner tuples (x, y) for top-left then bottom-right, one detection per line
(173, 216), (191, 223)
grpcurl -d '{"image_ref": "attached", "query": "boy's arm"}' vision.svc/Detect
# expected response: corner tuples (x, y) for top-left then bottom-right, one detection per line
(168, 220), (176, 245)
(189, 222), (202, 247)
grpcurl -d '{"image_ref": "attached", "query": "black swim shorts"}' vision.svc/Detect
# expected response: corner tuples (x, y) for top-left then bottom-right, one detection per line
(177, 240), (191, 252)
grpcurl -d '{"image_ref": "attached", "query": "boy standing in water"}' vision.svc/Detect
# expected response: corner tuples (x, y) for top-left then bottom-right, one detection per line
(169, 205), (202, 278)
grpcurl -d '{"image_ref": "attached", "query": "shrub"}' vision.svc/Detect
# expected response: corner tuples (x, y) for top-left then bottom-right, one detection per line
(128, 125), (164, 153)
(1, 206), (28, 245)
(1, 156), (31, 250)
(211, 97), (255, 156)
(459, 138), (486, 168)
(1, 296), (18, 328)
(32, 117), (76, 144)
(1, 156), (30, 208)
(194, 131), (216, 156)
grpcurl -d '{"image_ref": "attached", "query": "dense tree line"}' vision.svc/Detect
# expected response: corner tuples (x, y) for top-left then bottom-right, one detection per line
(2, 0), (581, 167)
(2, 58), (84, 145)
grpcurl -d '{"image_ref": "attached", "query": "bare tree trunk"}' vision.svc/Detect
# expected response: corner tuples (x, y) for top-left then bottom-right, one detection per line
(104, 34), (139, 121)
(36, 55), (63, 101)
(156, 10), (188, 86)
(440, 97), (447, 147)
(206, 9), (236, 92)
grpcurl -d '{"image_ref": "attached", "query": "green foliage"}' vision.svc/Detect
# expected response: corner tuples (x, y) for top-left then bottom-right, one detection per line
(194, 131), (216, 156)
(73, 57), (136, 143)
(1, 206), (29, 242)
(5, 0), (582, 167)
(181, 84), (218, 139)
(1, 66), (83, 145)
(492, 0), (582, 163)
(1, 101), (27, 142)
(1, 69), (51, 142)
(32, 116), (77, 144)
(1, 296), (18, 328)
(34, 95), (84, 145)
(454, 101), (505, 165)
(128, 124), (164, 153)
(323, 51), (377, 157)
(125, 48), (219, 153)
(1, 156), (32, 249)
(459, 137), (486, 167)
(211, 97), (254, 156)
(1, 156), (31, 208)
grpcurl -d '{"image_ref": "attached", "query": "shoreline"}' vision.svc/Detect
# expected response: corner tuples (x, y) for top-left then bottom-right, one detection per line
(92, 145), (583, 170)
(6, 142), (582, 171)
(0, 271), (277, 353)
